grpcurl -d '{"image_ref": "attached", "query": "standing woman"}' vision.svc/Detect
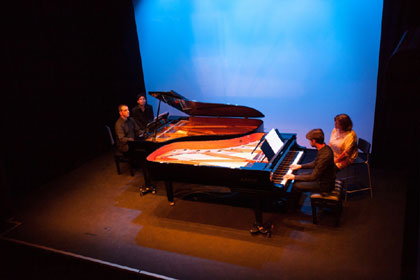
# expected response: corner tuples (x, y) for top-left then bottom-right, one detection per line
(329, 114), (358, 170)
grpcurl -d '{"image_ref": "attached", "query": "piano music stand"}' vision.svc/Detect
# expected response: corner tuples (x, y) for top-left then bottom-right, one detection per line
(260, 128), (285, 161)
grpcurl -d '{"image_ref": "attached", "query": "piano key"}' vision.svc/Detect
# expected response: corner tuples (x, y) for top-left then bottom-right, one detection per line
(279, 151), (304, 185)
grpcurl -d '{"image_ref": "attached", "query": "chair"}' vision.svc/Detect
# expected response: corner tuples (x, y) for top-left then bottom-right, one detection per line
(105, 125), (134, 176)
(343, 138), (373, 201)
(310, 180), (343, 226)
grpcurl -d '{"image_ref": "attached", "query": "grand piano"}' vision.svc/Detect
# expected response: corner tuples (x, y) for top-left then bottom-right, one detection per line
(146, 130), (305, 236)
(138, 90), (264, 147)
(133, 90), (265, 192)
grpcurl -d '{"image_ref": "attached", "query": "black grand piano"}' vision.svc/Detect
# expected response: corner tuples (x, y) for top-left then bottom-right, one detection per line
(133, 90), (265, 192)
(139, 90), (264, 147)
(146, 129), (305, 236)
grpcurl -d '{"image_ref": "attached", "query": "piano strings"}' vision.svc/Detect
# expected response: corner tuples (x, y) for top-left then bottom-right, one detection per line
(153, 119), (261, 141)
(151, 139), (267, 168)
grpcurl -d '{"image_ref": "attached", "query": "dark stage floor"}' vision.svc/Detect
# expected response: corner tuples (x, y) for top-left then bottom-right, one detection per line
(0, 151), (407, 279)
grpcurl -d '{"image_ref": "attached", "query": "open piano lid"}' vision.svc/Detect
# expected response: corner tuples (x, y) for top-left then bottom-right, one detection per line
(149, 90), (264, 118)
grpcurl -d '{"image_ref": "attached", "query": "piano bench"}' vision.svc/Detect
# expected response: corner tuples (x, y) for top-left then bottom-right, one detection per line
(310, 180), (343, 226)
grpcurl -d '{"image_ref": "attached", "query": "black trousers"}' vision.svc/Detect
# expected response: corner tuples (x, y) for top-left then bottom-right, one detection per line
(293, 181), (322, 193)
(288, 180), (322, 212)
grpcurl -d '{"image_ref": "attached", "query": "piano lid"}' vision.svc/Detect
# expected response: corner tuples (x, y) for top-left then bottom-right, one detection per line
(149, 90), (264, 118)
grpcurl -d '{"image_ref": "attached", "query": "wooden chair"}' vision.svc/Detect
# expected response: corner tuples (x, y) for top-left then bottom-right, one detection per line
(105, 125), (134, 176)
(310, 180), (343, 226)
(344, 138), (373, 201)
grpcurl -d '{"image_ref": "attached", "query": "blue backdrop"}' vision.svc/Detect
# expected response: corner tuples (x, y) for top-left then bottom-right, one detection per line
(132, 0), (383, 147)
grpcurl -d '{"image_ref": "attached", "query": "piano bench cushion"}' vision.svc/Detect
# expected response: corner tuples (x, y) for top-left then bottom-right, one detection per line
(310, 181), (343, 205)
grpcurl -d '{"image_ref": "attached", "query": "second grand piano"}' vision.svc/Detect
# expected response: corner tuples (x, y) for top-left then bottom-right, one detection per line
(137, 90), (264, 150)
(133, 90), (264, 192)
(146, 130), (305, 236)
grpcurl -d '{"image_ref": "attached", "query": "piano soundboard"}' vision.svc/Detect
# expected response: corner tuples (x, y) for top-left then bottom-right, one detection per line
(149, 134), (268, 168)
(149, 117), (264, 143)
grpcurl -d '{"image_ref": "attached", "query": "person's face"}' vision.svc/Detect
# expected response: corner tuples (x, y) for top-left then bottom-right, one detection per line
(309, 138), (317, 148)
(334, 120), (342, 130)
(137, 96), (147, 106)
(120, 106), (129, 118)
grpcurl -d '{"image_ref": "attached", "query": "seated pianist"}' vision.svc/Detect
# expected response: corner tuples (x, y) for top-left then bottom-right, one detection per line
(115, 104), (156, 194)
(114, 104), (143, 154)
(283, 128), (336, 212)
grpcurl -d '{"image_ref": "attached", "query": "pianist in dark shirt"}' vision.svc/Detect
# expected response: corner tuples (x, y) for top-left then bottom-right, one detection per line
(284, 128), (336, 211)
(115, 104), (142, 154)
(131, 93), (154, 132)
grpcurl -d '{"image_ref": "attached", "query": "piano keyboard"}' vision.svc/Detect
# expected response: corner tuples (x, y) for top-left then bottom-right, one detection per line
(271, 150), (304, 186)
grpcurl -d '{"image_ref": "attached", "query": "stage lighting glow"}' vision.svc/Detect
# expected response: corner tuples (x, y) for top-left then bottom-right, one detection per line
(133, 0), (382, 146)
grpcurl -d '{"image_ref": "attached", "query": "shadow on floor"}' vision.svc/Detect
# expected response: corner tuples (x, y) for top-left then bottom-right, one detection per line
(0, 151), (409, 280)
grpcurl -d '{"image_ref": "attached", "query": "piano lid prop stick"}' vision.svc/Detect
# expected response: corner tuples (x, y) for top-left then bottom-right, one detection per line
(153, 97), (162, 140)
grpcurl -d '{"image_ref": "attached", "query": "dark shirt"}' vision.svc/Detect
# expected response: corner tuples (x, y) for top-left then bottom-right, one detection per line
(131, 104), (154, 130)
(115, 117), (140, 153)
(294, 145), (336, 192)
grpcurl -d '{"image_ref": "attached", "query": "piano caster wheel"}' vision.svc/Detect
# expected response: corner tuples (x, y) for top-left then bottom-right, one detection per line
(263, 228), (272, 238)
(260, 224), (273, 238)
(169, 201), (175, 206)
(249, 223), (272, 237)
(250, 224), (261, 235)
(139, 186), (151, 196)
(151, 185), (157, 195)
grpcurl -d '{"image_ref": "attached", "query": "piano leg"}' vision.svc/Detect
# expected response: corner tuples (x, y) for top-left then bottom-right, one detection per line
(143, 165), (151, 186)
(139, 166), (156, 196)
(253, 197), (263, 226)
(165, 180), (175, 206)
(250, 195), (272, 237)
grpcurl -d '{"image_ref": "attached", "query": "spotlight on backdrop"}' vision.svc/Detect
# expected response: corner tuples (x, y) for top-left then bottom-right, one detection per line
(132, 0), (383, 147)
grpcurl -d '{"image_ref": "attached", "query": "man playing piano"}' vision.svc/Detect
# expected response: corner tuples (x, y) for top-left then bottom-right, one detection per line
(115, 104), (142, 154)
(115, 104), (155, 194)
(283, 128), (336, 212)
